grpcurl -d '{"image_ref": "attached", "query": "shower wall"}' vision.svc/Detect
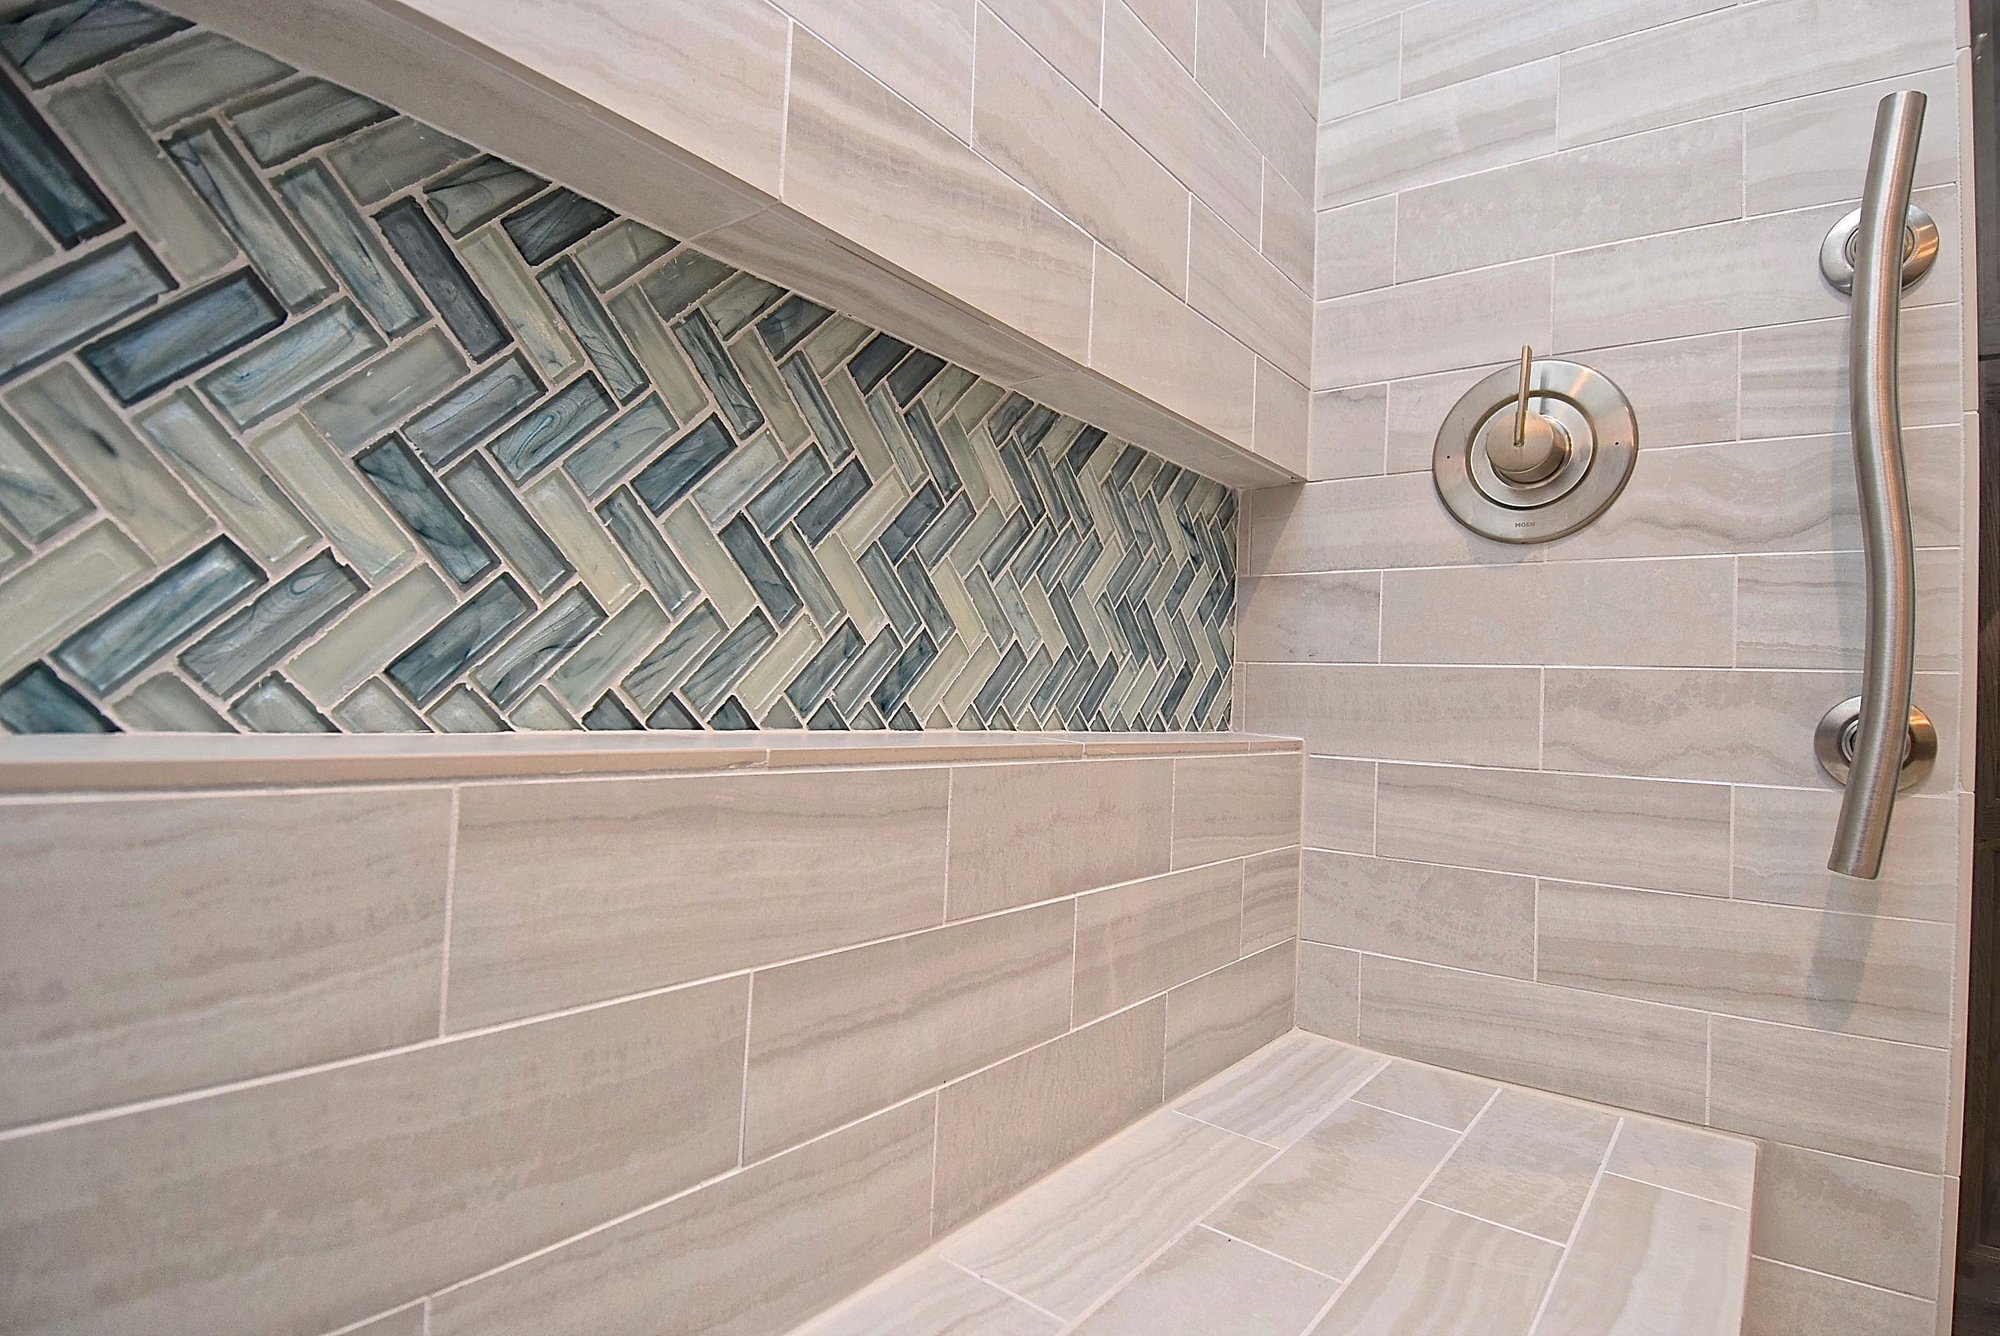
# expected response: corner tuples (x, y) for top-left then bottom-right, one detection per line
(1256, 0), (1977, 1330)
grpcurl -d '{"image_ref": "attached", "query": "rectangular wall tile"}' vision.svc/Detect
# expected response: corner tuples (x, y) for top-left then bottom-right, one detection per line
(1171, 752), (1300, 865)
(1236, 572), (1380, 664)
(1741, 1258), (1935, 1336)
(0, 980), (748, 1336)
(1165, 939), (1297, 1096)
(1423, 1086), (1617, 1239)
(1744, 65), (1960, 214)
(1315, 257), (1552, 389)
(1315, 1197), (1561, 1334)
(1241, 663), (1541, 767)
(1751, 1141), (1945, 1299)
(1732, 787), (1959, 924)
(1245, 472), (1533, 575)
(1316, 59), (1558, 208)
(1074, 861), (1244, 1023)
(1400, 0), (1731, 97)
(1089, 245), (1256, 446)
(947, 758), (1172, 918)
(1534, 1172), (1750, 1336)
(1297, 941), (1359, 1040)
(449, 766), (948, 1029)
(1241, 846), (1301, 952)
(1736, 547), (1961, 672)
(1303, 755), (1374, 854)
(1303, 849), (1536, 979)
(1188, 200), (1311, 381)
(744, 902), (1073, 1160)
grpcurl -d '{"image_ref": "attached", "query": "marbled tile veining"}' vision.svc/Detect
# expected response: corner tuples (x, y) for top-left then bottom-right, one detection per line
(0, 0), (1236, 735)
(796, 1032), (1756, 1336)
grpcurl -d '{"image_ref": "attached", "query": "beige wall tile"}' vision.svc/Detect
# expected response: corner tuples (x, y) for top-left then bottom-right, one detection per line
(1101, 0), (1260, 240)
(1302, 850), (1535, 979)
(1243, 473), (1536, 575)
(1242, 847), (1302, 952)
(1189, 201), (1312, 381)
(1074, 1225), (1334, 1335)
(1380, 558), (1735, 667)
(1708, 1015), (1950, 1172)
(1122, 0), (1195, 66)
(1090, 245), (1257, 446)
(972, 7), (1188, 299)
(1303, 755), (1375, 854)
(1237, 572), (1381, 664)
(1352, 1059), (1497, 1131)
(1535, 1172), (1750, 1336)
(1606, 1117), (1757, 1210)
(430, 1097), (933, 1336)
(1297, 942), (1360, 1040)
(1314, 257), (1553, 390)
(776, 0), (973, 137)
(1739, 303), (1964, 441)
(1736, 548), (1962, 672)
(1314, 195), (1396, 300)
(1751, 1141), (1945, 1298)
(1359, 955), (1708, 1121)
(1538, 881), (1953, 1047)
(1175, 1030), (1382, 1146)
(1316, 59), (1558, 209)
(1074, 862), (1244, 1023)
(1400, 0), (1731, 97)
(0, 789), (449, 1129)
(1241, 663), (1541, 767)
(983, 0), (1102, 95)
(1165, 939), (1296, 1096)
(786, 30), (1093, 364)
(449, 767), (947, 1029)
(1261, 164), (1314, 294)
(946, 1110), (1275, 1318)
(1423, 1087), (1618, 1240)
(1307, 385), (1387, 481)
(805, 1257), (1060, 1336)
(933, 999), (1165, 1230)
(1741, 1257), (1935, 1336)
(1319, 15), (1399, 121)
(1396, 116), (1743, 281)
(344, 1307), (426, 1336)
(1316, 1197), (1561, 1334)
(1743, 65), (1959, 214)
(744, 902), (1074, 1159)
(948, 757), (1172, 918)
(1206, 1100), (1458, 1277)
(1172, 752), (1302, 865)
(1557, 0), (1956, 146)
(1252, 358), (1310, 477)
(0, 981), (747, 1336)
(1732, 787), (1960, 924)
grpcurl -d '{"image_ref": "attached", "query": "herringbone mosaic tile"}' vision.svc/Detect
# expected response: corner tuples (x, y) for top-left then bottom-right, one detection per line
(0, 0), (1236, 734)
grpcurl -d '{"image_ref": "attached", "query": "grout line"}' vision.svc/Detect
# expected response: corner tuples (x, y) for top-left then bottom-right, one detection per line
(436, 786), (459, 1037)
(1418, 1195), (1568, 1245)
(1525, 1118), (1625, 1334)
(1193, 1222), (1344, 1281)
(941, 1257), (1069, 1324)
(1749, 1255), (1941, 1303)
(1599, 1170), (1749, 1212)
(737, 972), (756, 1165)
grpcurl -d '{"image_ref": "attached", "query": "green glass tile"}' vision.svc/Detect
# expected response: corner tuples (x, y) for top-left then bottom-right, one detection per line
(472, 586), (603, 706)
(548, 591), (666, 711)
(113, 673), (232, 732)
(575, 218), (673, 289)
(302, 329), (466, 451)
(425, 155), (544, 236)
(246, 416), (412, 579)
(728, 330), (809, 450)
(659, 501), (756, 623)
(109, 30), (290, 128)
(331, 677), (429, 732)
(457, 227), (584, 382)
(56, 538), (263, 695)
(605, 285), (706, 422)
(0, 190), (49, 283)
(428, 683), (505, 732)
(288, 564), (452, 704)
(692, 430), (785, 526)
(228, 76), (389, 166)
(179, 551), (363, 696)
(446, 454), (569, 596)
(324, 116), (472, 203)
(519, 472), (639, 612)
(232, 673), (331, 732)
(508, 686), (573, 731)
(0, 403), (86, 542)
(165, 121), (331, 311)
(0, 520), (150, 679)
(136, 391), (315, 565)
(200, 301), (383, 429)
(621, 600), (723, 712)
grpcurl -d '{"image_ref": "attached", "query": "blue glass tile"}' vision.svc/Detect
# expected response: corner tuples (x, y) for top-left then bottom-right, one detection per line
(914, 491), (975, 567)
(793, 458), (868, 543)
(786, 620), (862, 712)
(233, 673), (332, 732)
(672, 310), (763, 439)
(872, 631), (936, 715)
(199, 299), (382, 428)
(582, 692), (640, 730)
(80, 269), (283, 404)
(274, 161), (424, 337)
(848, 333), (909, 393)
(1062, 423), (1104, 474)
(973, 642), (1027, 719)
(709, 696), (755, 730)
(645, 693), (698, 730)
(894, 552), (951, 640)
(886, 350), (945, 406)
(639, 248), (732, 320)
(179, 551), (363, 695)
(1037, 530), (1082, 596)
(0, 662), (112, 733)
(745, 445), (828, 534)
(0, 1), (185, 85)
(166, 121), (331, 309)
(385, 575), (529, 704)
(596, 488), (698, 614)
(1008, 524), (1057, 587)
(998, 442), (1047, 522)
(428, 683), (506, 732)
(375, 197), (507, 359)
(0, 234), (169, 382)
(563, 396), (677, 498)
(355, 435), (493, 584)
(987, 393), (1031, 444)
(472, 586), (604, 706)
(425, 155), (544, 236)
(446, 454), (570, 594)
(982, 509), (1031, 577)
(702, 272), (785, 340)
(1078, 656), (1119, 718)
(55, 538), (264, 694)
(888, 703), (920, 731)
(1054, 650), (1096, 718)
(0, 412), (86, 540)
(777, 354), (852, 463)
(902, 403), (960, 495)
(630, 413), (732, 515)
(488, 373), (613, 482)
(1191, 669), (1225, 726)
(806, 698), (845, 731)
(767, 525), (839, 628)
(879, 482), (943, 563)
(1030, 647), (1078, 715)
(1106, 443), (1144, 490)
(229, 77), (389, 166)
(1014, 405), (1058, 450)
(1159, 661), (1196, 721)
(681, 610), (773, 713)
(502, 187), (614, 264)
(0, 69), (115, 245)
(403, 351), (542, 467)
(756, 294), (830, 359)
(858, 544), (919, 640)
(961, 565), (1011, 645)
(718, 515), (800, 625)
(538, 258), (645, 401)
(622, 600), (723, 711)
(830, 628), (900, 715)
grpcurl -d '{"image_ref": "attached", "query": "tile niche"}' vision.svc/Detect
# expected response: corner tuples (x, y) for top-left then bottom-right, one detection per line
(0, 0), (1237, 735)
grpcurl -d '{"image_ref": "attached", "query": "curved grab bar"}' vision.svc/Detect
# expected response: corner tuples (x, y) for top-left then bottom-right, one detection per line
(1828, 91), (1925, 879)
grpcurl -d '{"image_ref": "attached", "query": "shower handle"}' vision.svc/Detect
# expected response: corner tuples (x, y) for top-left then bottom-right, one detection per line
(1820, 90), (1937, 880)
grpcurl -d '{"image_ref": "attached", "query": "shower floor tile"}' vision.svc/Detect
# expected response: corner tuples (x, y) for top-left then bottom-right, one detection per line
(794, 1033), (1755, 1336)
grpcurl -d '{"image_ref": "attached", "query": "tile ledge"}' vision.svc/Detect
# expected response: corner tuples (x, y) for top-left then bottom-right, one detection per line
(0, 730), (1304, 792)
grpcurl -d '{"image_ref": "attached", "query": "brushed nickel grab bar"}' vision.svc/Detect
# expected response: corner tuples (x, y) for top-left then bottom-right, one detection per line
(1820, 90), (1938, 879)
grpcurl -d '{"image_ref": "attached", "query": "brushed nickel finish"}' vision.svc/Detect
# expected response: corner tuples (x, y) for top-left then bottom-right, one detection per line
(1815, 696), (1936, 792)
(1819, 201), (1939, 294)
